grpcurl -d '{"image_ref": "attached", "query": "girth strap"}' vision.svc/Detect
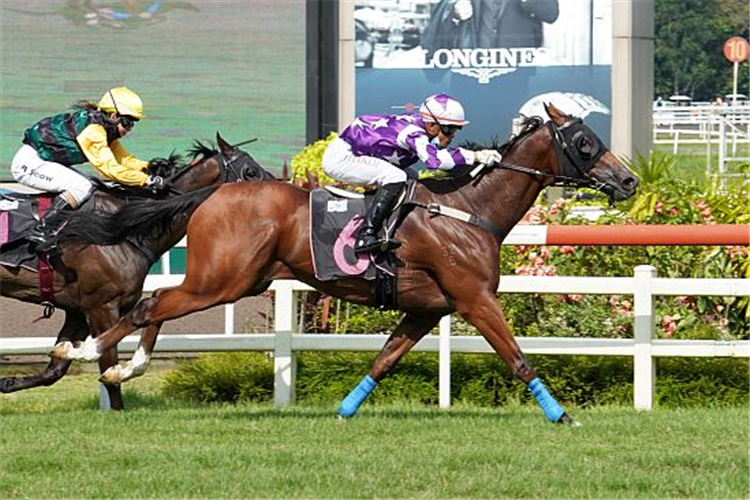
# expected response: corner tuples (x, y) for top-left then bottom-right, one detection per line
(405, 200), (504, 241)
(36, 196), (56, 319)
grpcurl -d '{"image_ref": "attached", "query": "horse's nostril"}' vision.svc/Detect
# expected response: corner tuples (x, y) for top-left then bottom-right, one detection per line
(623, 176), (638, 189)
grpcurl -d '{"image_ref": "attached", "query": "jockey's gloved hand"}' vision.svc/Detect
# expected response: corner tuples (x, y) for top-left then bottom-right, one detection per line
(475, 150), (503, 166)
(147, 175), (168, 192)
(148, 157), (170, 172)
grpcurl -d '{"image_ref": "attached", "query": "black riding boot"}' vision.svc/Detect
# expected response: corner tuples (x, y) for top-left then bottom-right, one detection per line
(27, 196), (71, 254)
(355, 182), (405, 253)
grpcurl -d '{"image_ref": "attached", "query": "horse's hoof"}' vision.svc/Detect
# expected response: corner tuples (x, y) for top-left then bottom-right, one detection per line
(49, 341), (74, 359)
(558, 412), (583, 427)
(0, 377), (17, 393)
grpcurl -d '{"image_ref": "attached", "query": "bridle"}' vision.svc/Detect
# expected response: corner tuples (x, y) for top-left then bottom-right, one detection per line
(470, 117), (611, 194)
(217, 138), (263, 183)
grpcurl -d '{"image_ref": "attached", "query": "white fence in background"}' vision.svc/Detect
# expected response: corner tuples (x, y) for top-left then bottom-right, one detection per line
(2, 265), (748, 412)
(652, 105), (750, 184)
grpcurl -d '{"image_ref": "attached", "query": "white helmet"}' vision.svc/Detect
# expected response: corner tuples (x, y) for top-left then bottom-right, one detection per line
(419, 93), (469, 126)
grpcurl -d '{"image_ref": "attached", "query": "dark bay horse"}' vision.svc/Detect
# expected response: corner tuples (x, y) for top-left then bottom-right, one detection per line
(0, 133), (272, 409)
(52, 104), (638, 422)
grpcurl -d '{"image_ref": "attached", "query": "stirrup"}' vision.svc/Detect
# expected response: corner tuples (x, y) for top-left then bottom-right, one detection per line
(26, 226), (50, 244)
(30, 238), (58, 255)
(27, 229), (58, 254)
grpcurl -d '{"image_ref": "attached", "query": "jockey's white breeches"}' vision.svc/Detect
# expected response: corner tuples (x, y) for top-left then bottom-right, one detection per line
(322, 137), (408, 187)
(11, 144), (93, 207)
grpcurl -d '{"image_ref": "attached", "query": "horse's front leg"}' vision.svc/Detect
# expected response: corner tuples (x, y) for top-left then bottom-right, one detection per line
(456, 293), (577, 425)
(100, 322), (163, 385)
(338, 313), (441, 418)
(85, 306), (130, 410)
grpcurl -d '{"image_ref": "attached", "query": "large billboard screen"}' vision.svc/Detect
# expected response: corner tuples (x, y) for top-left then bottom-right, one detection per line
(354, 0), (612, 145)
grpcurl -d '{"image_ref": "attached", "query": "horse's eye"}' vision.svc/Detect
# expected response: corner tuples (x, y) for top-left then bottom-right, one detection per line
(578, 135), (594, 155)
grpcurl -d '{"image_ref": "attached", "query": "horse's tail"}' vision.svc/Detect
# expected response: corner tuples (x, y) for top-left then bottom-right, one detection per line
(58, 185), (221, 246)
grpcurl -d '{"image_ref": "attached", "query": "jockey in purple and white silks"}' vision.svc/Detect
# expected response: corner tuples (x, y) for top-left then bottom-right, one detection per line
(322, 93), (503, 253)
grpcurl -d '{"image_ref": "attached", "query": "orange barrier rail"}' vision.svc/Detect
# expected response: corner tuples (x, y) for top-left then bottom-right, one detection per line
(545, 224), (749, 246)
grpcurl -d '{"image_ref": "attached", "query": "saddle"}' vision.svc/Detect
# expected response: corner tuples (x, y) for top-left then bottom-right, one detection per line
(309, 183), (412, 310)
(0, 189), (62, 314)
(0, 189), (57, 269)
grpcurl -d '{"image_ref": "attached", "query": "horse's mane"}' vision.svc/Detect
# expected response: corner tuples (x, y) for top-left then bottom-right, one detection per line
(187, 140), (218, 162)
(461, 115), (545, 154)
(418, 115), (546, 190)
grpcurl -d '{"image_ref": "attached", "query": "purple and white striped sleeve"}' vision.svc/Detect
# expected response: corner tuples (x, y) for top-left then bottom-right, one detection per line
(397, 125), (475, 171)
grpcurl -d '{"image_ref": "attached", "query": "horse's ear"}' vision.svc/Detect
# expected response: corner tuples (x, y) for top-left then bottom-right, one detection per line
(544, 102), (567, 126)
(216, 132), (233, 153)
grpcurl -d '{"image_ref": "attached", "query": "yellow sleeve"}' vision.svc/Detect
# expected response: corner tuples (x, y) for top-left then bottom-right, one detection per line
(76, 124), (150, 186)
(110, 141), (149, 172)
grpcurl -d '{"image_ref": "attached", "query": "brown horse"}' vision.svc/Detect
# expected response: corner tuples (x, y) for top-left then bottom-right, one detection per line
(52, 104), (638, 422)
(0, 133), (272, 409)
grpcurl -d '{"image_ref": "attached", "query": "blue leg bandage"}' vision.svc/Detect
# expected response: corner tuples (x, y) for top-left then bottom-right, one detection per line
(338, 375), (378, 417)
(528, 377), (565, 423)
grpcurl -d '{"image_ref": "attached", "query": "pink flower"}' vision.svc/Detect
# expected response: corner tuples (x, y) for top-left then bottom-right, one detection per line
(661, 315), (677, 337)
(654, 202), (664, 214)
(557, 293), (583, 303)
(559, 245), (575, 256)
(675, 295), (693, 306)
(521, 205), (546, 225)
(694, 200), (713, 221)
(515, 265), (531, 276)
(727, 246), (749, 259)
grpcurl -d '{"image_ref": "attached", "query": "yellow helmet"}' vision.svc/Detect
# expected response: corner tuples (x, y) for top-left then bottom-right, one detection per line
(98, 87), (145, 119)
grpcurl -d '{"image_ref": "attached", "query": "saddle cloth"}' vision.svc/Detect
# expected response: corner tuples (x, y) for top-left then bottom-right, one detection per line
(309, 186), (398, 283)
(0, 190), (54, 270)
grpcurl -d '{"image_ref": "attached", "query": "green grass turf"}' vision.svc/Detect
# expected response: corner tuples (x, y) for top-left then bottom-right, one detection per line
(1, 367), (747, 499)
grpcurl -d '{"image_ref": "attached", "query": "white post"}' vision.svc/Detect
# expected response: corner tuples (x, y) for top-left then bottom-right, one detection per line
(224, 304), (235, 335)
(718, 118), (727, 186)
(160, 252), (171, 275)
(273, 281), (298, 406)
(438, 315), (452, 408)
(732, 61), (739, 108)
(611, 0), (655, 159)
(633, 265), (656, 410)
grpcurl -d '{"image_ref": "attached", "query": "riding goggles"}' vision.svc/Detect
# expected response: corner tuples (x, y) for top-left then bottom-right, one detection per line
(119, 114), (139, 130)
(439, 124), (462, 137)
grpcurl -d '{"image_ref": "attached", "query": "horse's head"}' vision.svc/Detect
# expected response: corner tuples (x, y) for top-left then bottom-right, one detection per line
(545, 103), (638, 203)
(167, 133), (275, 193)
(215, 133), (275, 182)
